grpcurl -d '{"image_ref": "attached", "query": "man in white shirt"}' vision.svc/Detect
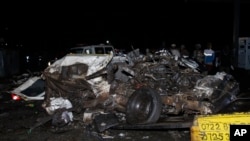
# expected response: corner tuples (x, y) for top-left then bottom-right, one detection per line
(170, 44), (181, 60)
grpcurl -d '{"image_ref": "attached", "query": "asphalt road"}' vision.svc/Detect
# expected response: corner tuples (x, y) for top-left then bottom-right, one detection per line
(0, 100), (191, 141)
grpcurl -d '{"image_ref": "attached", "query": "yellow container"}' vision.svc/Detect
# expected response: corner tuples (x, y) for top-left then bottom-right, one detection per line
(191, 112), (250, 141)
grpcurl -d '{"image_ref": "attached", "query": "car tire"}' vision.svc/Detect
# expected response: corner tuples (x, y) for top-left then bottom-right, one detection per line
(126, 87), (162, 124)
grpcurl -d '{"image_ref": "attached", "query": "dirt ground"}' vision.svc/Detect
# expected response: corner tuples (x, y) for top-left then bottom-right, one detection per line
(0, 100), (190, 141)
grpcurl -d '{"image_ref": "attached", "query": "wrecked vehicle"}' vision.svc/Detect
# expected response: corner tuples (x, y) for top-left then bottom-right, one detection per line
(10, 44), (240, 131)
(1, 71), (44, 101)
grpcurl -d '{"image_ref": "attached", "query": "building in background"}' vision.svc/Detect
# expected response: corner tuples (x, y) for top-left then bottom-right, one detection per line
(0, 26), (20, 77)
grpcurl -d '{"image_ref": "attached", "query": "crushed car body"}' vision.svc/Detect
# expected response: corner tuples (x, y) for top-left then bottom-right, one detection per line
(10, 75), (45, 101)
(9, 44), (240, 131)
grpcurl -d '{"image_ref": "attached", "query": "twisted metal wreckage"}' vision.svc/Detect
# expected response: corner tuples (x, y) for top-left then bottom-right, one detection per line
(12, 48), (240, 132)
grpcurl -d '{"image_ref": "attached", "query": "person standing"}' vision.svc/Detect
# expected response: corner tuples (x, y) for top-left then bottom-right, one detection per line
(180, 44), (190, 58)
(219, 45), (231, 73)
(192, 43), (204, 64)
(204, 42), (215, 74)
(170, 43), (181, 60)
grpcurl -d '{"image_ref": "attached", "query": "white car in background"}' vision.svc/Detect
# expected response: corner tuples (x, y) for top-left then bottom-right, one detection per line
(68, 44), (114, 55)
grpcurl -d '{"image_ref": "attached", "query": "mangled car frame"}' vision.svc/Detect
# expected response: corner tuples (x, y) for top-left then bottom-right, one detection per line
(11, 44), (240, 130)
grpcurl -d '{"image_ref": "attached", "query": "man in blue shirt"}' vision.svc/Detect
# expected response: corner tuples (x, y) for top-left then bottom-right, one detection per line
(204, 42), (215, 74)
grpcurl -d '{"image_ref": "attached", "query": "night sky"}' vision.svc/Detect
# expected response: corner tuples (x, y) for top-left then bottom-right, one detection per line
(1, 1), (250, 54)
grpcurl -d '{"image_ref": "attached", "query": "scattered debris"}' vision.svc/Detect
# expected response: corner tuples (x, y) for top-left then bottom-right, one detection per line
(8, 45), (240, 133)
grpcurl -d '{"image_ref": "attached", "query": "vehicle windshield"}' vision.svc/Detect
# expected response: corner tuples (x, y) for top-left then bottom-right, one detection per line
(94, 47), (114, 54)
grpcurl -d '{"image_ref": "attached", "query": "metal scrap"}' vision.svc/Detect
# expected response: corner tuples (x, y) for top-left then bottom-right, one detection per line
(14, 46), (239, 131)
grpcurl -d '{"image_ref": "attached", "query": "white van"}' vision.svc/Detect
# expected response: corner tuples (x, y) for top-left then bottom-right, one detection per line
(68, 44), (114, 55)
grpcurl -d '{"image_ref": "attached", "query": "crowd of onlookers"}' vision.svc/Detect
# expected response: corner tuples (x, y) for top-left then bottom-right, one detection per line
(146, 42), (233, 75)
